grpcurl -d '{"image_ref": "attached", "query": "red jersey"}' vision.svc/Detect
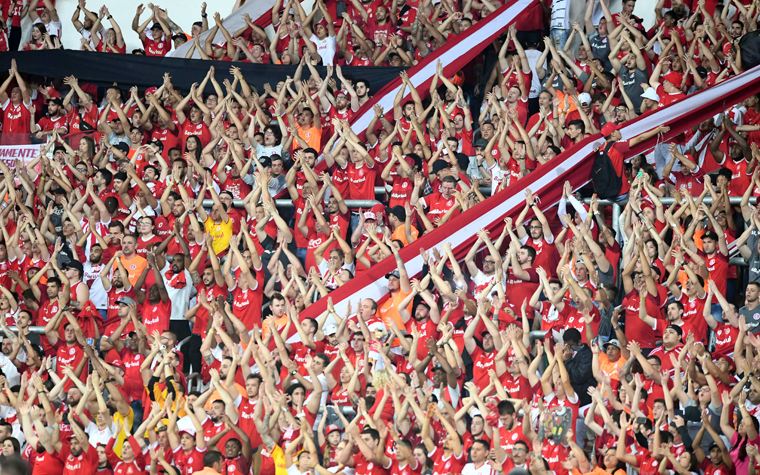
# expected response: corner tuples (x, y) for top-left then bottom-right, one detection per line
(679, 293), (708, 344)
(237, 397), (262, 450)
(344, 161), (377, 200)
(429, 447), (466, 475)
(622, 289), (666, 350)
(62, 442), (99, 475)
(141, 298), (172, 335)
(142, 35), (172, 56)
(172, 446), (207, 475)
(55, 341), (87, 390)
(180, 121), (212, 150)
(420, 192), (460, 223)
(1, 99), (32, 144)
(700, 250), (730, 296)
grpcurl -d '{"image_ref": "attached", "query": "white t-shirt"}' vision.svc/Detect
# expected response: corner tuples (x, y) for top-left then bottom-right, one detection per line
(86, 423), (114, 447)
(310, 34), (337, 66)
(462, 462), (498, 475)
(160, 262), (194, 321)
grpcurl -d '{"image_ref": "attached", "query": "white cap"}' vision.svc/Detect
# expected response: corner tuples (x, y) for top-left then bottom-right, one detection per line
(578, 92), (592, 106)
(641, 88), (660, 102)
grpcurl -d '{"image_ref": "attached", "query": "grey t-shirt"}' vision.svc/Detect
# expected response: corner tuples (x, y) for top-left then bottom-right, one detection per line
(745, 223), (760, 283)
(618, 65), (648, 113)
(740, 303), (760, 333)
(596, 263), (615, 287)
(588, 31), (612, 71)
(685, 401), (722, 452)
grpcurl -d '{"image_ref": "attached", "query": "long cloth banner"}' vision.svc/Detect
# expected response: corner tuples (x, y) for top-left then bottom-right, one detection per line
(0, 51), (404, 96)
(348, 0), (539, 137)
(300, 64), (760, 322)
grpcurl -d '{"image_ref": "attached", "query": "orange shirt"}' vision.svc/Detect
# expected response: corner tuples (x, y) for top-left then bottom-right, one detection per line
(115, 254), (147, 286)
(295, 124), (321, 151)
(391, 224), (419, 247)
(378, 289), (413, 334)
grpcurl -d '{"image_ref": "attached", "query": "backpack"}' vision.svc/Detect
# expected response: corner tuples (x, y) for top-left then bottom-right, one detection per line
(592, 141), (622, 199)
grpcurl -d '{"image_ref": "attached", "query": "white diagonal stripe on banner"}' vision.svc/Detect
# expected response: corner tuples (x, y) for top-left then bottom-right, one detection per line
(308, 65), (760, 322)
(349, 0), (535, 135)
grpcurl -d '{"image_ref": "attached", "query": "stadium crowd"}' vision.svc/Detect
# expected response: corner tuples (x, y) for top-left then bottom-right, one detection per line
(0, 0), (758, 475)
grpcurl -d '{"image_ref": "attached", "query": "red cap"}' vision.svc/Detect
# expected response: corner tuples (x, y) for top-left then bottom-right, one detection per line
(370, 204), (385, 223)
(326, 424), (341, 434)
(662, 70), (683, 87)
(111, 360), (125, 371)
(601, 122), (620, 137)
(144, 86), (158, 96)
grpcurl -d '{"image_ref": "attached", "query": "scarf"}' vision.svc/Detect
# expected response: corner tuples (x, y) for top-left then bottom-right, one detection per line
(164, 268), (186, 289)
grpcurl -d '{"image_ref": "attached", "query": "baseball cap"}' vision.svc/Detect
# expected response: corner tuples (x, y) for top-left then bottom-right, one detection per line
(386, 205), (405, 222)
(601, 122), (620, 137)
(323, 323), (338, 336)
(116, 296), (136, 306)
(111, 360), (125, 371)
(578, 92), (592, 106)
(326, 425), (342, 435)
(63, 260), (84, 275)
(113, 142), (130, 154)
(474, 138), (488, 149)
(432, 159), (449, 174)
(144, 86), (158, 96)
(363, 210), (377, 221)
(604, 339), (622, 350)
(666, 324), (683, 339)
(386, 269), (400, 279)
(370, 204), (385, 223)
(336, 89), (349, 98)
(662, 70), (683, 87)
(702, 230), (719, 241)
(641, 88), (660, 102)
(212, 40), (227, 49)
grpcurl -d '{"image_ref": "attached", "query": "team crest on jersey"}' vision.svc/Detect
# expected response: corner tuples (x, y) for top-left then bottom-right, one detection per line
(69, 348), (75, 355)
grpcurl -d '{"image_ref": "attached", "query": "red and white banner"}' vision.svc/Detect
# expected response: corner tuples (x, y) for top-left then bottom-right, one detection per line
(0, 144), (41, 168)
(350, 0), (537, 136)
(300, 65), (760, 321)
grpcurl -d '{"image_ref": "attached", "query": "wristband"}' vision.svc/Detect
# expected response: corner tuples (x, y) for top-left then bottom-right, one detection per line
(202, 13), (208, 18)
(107, 15), (112, 19)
